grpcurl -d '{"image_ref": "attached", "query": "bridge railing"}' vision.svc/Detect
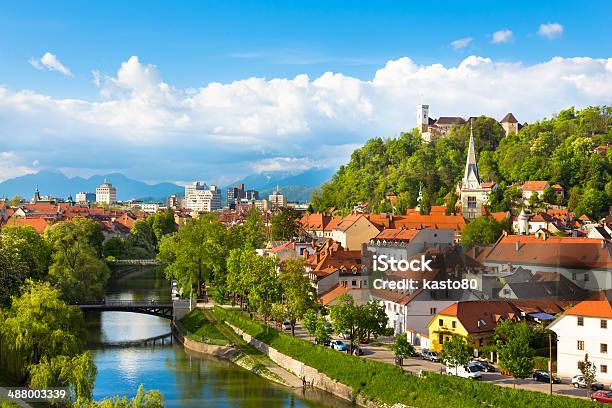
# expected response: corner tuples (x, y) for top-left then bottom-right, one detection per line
(106, 259), (160, 265)
(72, 300), (173, 307)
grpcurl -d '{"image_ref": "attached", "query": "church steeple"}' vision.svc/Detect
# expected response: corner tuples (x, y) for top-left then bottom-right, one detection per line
(462, 124), (480, 187)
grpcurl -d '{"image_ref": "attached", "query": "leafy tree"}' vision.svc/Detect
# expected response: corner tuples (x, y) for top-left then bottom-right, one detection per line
(242, 208), (266, 249)
(391, 335), (415, 365)
(103, 236), (126, 259)
(277, 259), (316, 336)
(247, 254), (281, 321)
(28, 352), (97, 403)
(72, 217), (105, 258)
(329, 294), (361, 352)
(497, 322), (535, 387)
(440, 334), (472, 375)
(83, 385), (163, 408)
(360, 300), (391, 342)
(0, 280), (85, 379)
(314, 317), (331, 346)
(45, 221), (111, 302)
(302, 309), (318, 340)
(157, 214), (228, 299)
(0, 243), (27, 307)
(460, 217), (508, 249)
(578, 353), (597, 397)
(542, 186), (555, 204)
(128, 220), (157, 258)
(0, 225), (51, 281)
(146, 209), (176, 242)
(270, 207), (301, 241)
(6, 195), (23, 206)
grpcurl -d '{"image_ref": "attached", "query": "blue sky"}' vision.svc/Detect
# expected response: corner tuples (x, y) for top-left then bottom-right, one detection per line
(0, 1), (610, 184)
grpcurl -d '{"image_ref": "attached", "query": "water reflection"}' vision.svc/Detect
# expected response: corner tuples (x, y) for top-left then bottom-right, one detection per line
(86, 268), (353, 407)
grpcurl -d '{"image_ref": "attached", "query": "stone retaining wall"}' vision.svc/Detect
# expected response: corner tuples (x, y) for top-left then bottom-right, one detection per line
(172, 322), (236, 358)
(225, 322), (380, 408)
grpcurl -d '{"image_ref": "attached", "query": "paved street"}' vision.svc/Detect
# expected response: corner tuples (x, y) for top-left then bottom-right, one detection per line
(288, 322), (600, 400)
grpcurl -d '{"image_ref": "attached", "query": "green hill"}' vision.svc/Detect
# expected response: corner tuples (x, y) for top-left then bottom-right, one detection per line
(311, 106), (611, 218)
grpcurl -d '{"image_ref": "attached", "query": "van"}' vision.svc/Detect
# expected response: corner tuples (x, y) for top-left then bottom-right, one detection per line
(446, 364), (482, 379)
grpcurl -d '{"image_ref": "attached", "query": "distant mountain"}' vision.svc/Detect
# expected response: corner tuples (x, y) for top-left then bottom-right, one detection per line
(223, 167), (335, 203)
(0, 170), (183, 202)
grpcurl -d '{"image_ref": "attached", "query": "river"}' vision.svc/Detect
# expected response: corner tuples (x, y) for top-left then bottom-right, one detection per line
(84, 268), (354, 408)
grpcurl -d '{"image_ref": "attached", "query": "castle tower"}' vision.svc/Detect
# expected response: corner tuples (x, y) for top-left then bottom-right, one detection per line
(416, 104), (429, 132)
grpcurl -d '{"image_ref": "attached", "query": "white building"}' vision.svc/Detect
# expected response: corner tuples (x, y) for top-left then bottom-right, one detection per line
(95, 179), (117, 205)
(184, 182), (221, 213)
(76, 192), (95, 204)
(548, 297), (612, 384)
(268, 187), (286, 208)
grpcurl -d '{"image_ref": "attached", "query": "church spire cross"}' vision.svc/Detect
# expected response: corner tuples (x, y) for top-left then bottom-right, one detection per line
(463, 123), (480, 184)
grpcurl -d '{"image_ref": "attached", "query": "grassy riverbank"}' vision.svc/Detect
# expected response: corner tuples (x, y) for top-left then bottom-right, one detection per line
(212, 307), (603, 408)
(178, 309), (230, 345)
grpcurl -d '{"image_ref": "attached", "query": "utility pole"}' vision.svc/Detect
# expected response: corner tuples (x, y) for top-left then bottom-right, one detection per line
(549, 332), (553, 396)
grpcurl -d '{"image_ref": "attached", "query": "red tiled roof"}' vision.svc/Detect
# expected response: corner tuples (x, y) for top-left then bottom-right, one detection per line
(563, 299), (612, 319)
(6, 217), (51, 234)
(437, 301), (521, 333)
(372, 228), (419, 242)
(319, 285), (351, 305)
(522, 181), (549, 192)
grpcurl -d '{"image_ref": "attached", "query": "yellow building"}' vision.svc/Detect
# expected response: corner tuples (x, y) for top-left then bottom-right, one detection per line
(427, 301), (522, 354)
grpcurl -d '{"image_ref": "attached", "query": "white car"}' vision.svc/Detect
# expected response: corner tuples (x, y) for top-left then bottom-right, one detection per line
(446, 364), (482, 379)
(571, 375), (604, 390)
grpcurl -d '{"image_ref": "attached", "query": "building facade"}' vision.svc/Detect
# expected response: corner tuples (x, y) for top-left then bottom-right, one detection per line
(95, 179), (117, 205)
(184, 182), (221, 213)
(76, 192), (96, 204)
(268, 188), (286, 208)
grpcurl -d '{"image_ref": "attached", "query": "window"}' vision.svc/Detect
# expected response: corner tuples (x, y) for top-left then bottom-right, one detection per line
(503, 289), (511, 295)
(438, 333), (444, 345)
(602, 320), (608, 329)
(577, 340), (585, 351)
(452, 321), (457, 329)
(601, 344), (608, 354)
(584, 274), (590, 282)
(572, 272), (577, 280)
(430, 307), (437, 315)
(439, 319), (444, 327)
(467, 196), (477, 209)
(351, 280), (357, 287)
(577, 317), (584, 326)
(602, 365), (608, 374)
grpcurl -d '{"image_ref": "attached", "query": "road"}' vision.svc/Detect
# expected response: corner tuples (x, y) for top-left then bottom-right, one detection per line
(287, 322), (599, 400)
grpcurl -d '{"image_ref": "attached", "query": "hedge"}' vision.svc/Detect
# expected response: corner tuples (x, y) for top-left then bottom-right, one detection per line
(212, 307), (603, 408)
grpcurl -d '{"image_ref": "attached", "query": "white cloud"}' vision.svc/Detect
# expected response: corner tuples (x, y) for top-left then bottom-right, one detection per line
(451, 37), (473, 50)
(491, 29), (513, 44)
(539, 23), (564, 39)
(28, 52), (72, 76)
(0, 152), (36, 182)
(1, 55), (611, 183)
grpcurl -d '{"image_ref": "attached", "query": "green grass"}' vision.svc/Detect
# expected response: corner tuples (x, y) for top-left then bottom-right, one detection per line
(212, 306), (604, 408)
(178, 309), (229, 345)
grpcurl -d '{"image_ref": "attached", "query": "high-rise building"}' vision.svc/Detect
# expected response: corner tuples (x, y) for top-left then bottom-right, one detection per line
(95, 179), (117, 205)
(226, 183), (246, 206)
(76, 192), (96, 204)
(245, 189), (259, 200)
(268, 187), (286, 208)
(166, 194), (179, 209)
(184, 182), (221, 212)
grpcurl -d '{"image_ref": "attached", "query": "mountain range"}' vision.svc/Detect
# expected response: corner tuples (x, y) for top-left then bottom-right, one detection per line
(0, 167), (336, 203)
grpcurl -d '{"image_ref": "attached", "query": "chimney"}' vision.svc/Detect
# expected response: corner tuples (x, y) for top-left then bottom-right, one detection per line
(602, 240), (606, 249)
(515, 241), (520, 252)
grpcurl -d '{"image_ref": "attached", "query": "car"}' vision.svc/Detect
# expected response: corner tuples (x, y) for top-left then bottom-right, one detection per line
(470, 360), (496, 372)
(571, 374), (604, 390)
(330, 340), (348, 351)
(352, 346), (364, 356)
(338, 331), (351, 339)
(532, 370), (561, 383)
(421, 349), (440, 362)
(446, 364), (482, 379)
(591, 391), (612, 403)
(282, 321), (292, 331)
(315, 338), (331, 347)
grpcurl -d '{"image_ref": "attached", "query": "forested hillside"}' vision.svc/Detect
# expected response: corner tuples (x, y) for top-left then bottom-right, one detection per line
(311, 106), (611, 218)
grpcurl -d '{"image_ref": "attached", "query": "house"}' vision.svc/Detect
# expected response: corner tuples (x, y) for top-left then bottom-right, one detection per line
(551, 184), (565, 200)
(521, 181), (550, 202)
(497, 271), (589, 301)
(500, 113), (521, 135)
(300, 213), (342, 239)
(330, 214), (380, 250)
(366, 228), (454, 262)
(478, 235), (612, 291)
(548, 292), (612, 384)
(4, 216), (52, 234)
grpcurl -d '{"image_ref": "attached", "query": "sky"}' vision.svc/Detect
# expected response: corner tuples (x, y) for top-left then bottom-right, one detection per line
(0, 1), (611, 185)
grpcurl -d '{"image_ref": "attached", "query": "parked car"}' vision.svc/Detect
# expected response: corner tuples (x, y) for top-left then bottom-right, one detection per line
(352, 346), (364, 356)
(338, 331), (351, 339)
(446, 364), (482, 379)
(470, 360), (496, 372)
(315, 338), (331, 347)
(591, 391), (612, 403)
(532, 370), (561, 383)
(571, 375), (604, 390)
(330, 340), (348, 351)
(282, 321), (292, 331)
(421, 349), (440, 362)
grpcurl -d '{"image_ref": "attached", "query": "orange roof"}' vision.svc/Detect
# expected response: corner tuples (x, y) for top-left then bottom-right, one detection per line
(578, 214), (592, 221)
(300, 213), (336, 231)
(563, 299), (612, 319)
(7, 217), (51, 234)
(437, 301), (521, 333)
(393, 213), (466, 232)
(522, 181), (549, 191)
(429, 205), (446, 215)
(333, 214), (376, 232)
(373, 228), (419, 242)
(490, 211), (509, 222)
(318, 285), (351, 305)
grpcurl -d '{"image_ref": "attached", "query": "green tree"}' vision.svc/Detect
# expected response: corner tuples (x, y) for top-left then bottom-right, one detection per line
(247, 254), (281, 321)
(128, 220), (157, 258)
(391, 335), (415, 366)
(541, 186), (555, 204)
(277, 259), (316, 336)
(45, 221), (111, 302)
(0, 243), (27, 307)
(72, 217), (105, 258)
(329, 294), (361, 352)
(103, 236), (126, 259)
(6, 195), (23, 206)
(360, 300), (391, 342)
(28, 352), (97, 403)
(84, 385), (163, 408)
(146, 209), (177, 242)
(440, 334), (472, 375)
(497, 322), (535, 387)
(460, 217), (508, 249)
(0, 280), (85, 379)
(0, 225), (51, 281)
(270, 207), (301, 241)
(314, 317), (331, 346)
(242, 208), (266, 249)
(302, 309), (318, 340)
(578, 353), (597, 398)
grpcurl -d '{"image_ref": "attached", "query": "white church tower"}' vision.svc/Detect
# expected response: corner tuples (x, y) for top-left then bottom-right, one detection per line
(460, 125), (485, 219)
